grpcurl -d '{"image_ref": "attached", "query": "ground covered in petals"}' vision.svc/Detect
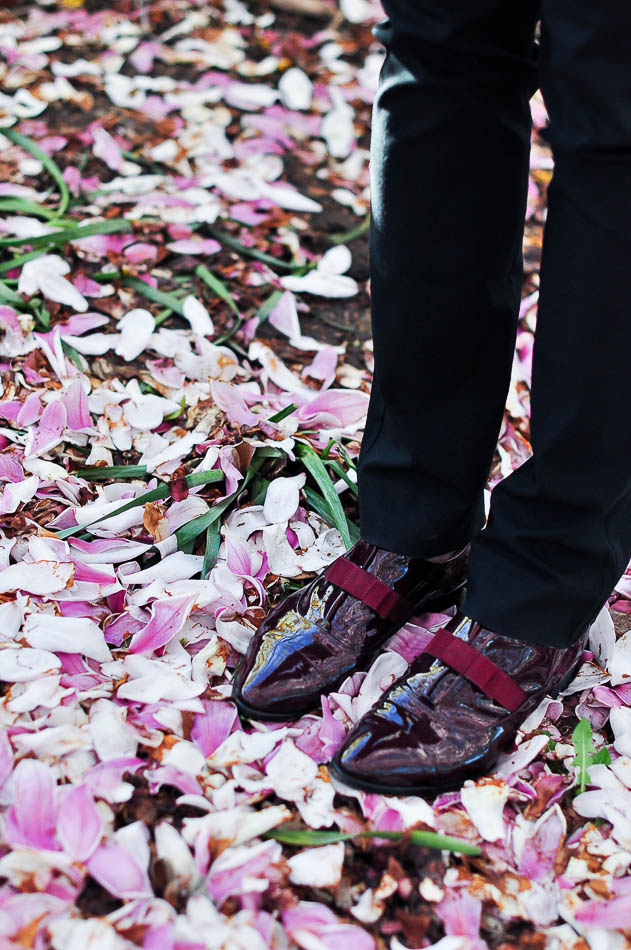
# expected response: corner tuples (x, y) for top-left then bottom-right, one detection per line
(1, 1), (631, 948)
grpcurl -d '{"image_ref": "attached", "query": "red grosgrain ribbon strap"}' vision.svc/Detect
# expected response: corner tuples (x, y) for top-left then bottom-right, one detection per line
(424, 628), (528, 712)
(324, 557), (416, 627)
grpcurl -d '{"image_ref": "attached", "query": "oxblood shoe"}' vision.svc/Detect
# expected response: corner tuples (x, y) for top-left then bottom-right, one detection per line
(330, 611), (589, 795)
(232, 539), (469, 721)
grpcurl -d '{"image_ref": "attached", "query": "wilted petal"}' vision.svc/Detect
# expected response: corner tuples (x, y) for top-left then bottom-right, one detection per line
(0, 475), (39, 514)
(265, 739), (318, 802)
(0, 647), (61, 681)
(279, 67), (313, 110)
(191, 700), (239, 757)
(62, 379), (92, 430)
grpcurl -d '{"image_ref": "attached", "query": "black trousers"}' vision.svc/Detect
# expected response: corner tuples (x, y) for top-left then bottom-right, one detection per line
(358, 0), (631, 648)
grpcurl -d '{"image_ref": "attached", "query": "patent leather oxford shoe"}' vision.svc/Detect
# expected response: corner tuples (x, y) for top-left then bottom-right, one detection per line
(329, 610), (589, 795)
(232, 539), (469, 721)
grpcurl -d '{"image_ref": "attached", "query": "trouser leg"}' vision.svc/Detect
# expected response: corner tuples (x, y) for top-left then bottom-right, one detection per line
(463, 0), (631, 647)
(358, 0), (539, 557)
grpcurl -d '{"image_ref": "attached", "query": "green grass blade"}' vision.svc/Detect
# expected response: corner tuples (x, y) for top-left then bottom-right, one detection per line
(52, 469), (224, 540)
(121, 275), (185, 316)
(0, 198), (60, 220)
(3, 128), (70, 216)
(202, 520), (221, 577)
(205, 225), (299, 271)
(326, 459), (358, 496)
(266, 825), (481, 856)
(175, 458), (263, 550)
(254, 289), (284, 325)
(0, 280), (25, 305)
(195, 264), (239, 316)
(76, 465), (149, 479)
(296, 443), (351, 548)
(268, 402), (298, 424)
(0, 218), (132, 250)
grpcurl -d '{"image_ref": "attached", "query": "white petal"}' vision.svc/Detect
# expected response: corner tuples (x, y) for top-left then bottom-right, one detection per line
(182, 295), (214, 336)
(0, 647), (61, 682)
(89, 699), (138, 761)
(0, 560), (74, 595)
(115, 309), (155, 361)
(265, 739), (317, 802)
(263, 473), (306, 524)
(288, 842), (345, 886)
(22, 613), (112, 661)
(318, 244), (352, 275)
(278, 68), (313, 111)
(460, 781), (511, 842)
(280, 270), (358, 298)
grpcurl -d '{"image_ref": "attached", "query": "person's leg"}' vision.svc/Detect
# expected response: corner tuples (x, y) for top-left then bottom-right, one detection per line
(463, 0), (631, 647)
(358, 0), (540, 558)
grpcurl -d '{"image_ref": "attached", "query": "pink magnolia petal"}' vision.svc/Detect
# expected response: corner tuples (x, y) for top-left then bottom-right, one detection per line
(16, 392), (42, 427)
(61, 380), (92, 430)
(57, 785), (102, 861)
(575, 893), (631, 929)
(87, 843), (152, 899)
(27, 400), (67, 457)
(283, 902), (375, 950)
(6, 759), (58, 850)
(129, 594), (197, 653)
(191, 699), (239, 757)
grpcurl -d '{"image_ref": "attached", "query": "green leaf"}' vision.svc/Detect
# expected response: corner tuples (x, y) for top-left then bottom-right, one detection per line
(3, 128), (70, 216)
(265, 825), (481, 856)
(571, 718), (597, 794)
(591, 747), (612, 766)
(296, 443), (351, 548)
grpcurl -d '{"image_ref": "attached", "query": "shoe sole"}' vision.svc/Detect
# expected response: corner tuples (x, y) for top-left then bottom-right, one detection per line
(232, 585), (466, 723)
(327, 649), (586, 797)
